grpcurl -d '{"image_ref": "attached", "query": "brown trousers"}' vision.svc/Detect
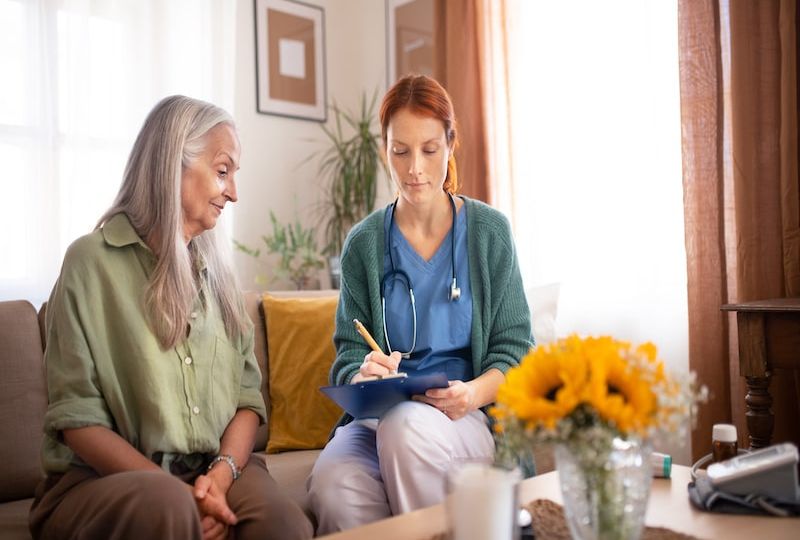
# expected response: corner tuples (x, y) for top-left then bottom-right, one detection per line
(29, 455), (313, 540)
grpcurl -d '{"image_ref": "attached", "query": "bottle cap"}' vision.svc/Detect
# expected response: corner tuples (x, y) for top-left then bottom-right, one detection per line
(712, 423), (737, 443)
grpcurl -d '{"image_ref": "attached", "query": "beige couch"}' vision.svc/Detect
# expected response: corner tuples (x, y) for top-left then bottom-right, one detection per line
(0, 290), (553, 539)
(0, 290), (332, 540)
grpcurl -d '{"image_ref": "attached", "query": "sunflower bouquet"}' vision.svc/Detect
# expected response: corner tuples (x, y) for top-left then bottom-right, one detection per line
(491, 334), (705, 457)
(491, 335), (706, 539)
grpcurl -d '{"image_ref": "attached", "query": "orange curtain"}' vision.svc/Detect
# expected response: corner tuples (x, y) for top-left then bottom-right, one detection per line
(678, 0), (731, 462)
(730, 0), (800, 298)
(679, 0), (799, 459)
(435, 0), (491, 202)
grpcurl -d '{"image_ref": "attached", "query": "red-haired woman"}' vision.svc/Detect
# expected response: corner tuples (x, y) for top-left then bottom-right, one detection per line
(307, 75), (532, 534)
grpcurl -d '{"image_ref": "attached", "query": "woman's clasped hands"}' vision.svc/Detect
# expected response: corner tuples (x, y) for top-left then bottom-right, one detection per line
(192, 467), (238, 540)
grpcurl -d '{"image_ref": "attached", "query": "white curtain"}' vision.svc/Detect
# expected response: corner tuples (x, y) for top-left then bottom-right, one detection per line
(494, 1), (688, 370)
(0, 0), (236, 306)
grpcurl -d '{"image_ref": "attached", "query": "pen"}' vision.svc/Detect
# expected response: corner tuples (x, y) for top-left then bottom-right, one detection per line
(353, 318), (381, 353)
(353, 319), (401, 377)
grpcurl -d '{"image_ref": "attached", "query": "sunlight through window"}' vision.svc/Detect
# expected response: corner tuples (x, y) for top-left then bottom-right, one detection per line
(506, 0), (687, 368)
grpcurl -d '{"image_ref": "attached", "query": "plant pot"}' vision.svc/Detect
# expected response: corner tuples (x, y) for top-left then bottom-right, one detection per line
(328, 255), (341, 289)
(295, 276), (321, 291)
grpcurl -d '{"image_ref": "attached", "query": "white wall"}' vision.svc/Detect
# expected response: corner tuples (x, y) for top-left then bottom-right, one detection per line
(232, 0), (391, 289)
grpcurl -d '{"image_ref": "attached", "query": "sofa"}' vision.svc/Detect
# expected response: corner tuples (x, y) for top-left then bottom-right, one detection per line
(0, 288), (554, 539)
(0, 290), (335, 540)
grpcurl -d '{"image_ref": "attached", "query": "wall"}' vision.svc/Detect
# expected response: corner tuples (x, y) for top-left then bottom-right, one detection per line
(231, 1), (695, 464)
(232, 0), (391, 290)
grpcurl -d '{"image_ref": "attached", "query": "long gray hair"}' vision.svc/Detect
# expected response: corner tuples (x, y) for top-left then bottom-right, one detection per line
(98, 95), (248, 349)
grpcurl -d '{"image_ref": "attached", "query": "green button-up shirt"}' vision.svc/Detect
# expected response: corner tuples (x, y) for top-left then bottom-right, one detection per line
(42, 213), (266, 475)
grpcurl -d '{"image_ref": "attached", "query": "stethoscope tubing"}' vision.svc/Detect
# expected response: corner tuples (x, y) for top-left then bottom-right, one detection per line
(381, 193), (459, 358)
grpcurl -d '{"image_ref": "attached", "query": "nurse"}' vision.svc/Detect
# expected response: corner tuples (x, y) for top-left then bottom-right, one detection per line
(308, 75), (532, 534)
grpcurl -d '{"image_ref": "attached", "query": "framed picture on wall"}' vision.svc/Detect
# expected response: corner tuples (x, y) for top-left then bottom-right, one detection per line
(386, 0), (438, 86)
(254, 0), (327, 121)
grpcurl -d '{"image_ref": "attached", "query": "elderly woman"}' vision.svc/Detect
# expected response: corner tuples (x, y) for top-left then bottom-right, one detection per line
(29, 96), (313, 540)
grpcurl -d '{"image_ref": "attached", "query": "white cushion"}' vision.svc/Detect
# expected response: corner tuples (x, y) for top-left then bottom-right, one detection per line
(526, 283), (560, 344)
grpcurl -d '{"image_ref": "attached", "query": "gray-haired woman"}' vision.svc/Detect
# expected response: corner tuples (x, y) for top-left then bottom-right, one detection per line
(29, 96), (313, 540)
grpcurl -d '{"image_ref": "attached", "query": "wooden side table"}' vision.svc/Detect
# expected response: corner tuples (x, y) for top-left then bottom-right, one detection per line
(721, 298), (800, 449)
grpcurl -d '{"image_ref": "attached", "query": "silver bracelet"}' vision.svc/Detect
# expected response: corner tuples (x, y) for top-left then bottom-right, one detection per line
(207, 454), (241, 481)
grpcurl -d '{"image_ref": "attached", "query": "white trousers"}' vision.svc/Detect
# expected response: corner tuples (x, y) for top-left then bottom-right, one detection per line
(307, 401), (495, 535)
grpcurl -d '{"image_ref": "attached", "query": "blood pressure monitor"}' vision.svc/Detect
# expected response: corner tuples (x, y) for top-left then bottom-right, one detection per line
(707, 443), (799, 502)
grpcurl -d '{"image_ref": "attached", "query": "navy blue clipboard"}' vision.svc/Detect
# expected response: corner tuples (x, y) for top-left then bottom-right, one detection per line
(320, 372), (449, 419)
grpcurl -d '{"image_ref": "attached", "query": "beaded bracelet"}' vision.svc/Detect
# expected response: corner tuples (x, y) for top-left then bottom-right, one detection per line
(207, 454), (241, 481)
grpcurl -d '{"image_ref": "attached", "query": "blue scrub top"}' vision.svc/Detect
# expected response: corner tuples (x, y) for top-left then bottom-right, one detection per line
(382, 202), (473, 381)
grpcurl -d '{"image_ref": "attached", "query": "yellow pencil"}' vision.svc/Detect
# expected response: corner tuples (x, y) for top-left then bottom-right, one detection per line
(353, 319), (382, 353)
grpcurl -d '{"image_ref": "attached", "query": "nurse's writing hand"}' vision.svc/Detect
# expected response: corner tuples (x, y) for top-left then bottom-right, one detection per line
(352, 350), (402, 382)
(415, 380), (476, 421)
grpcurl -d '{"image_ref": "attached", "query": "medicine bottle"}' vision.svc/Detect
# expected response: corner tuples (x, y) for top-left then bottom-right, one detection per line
(712, 423), (737, 463)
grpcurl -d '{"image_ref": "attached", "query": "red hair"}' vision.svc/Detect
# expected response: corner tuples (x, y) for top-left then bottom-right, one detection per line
(379, 75), (459, 194)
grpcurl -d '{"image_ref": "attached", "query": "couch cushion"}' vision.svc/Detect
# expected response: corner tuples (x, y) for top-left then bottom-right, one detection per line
(263, 449), (320, 516)
(0, 498), (33, 540)
(263, 293), (342, 453)
(243, 291), (270, 451)
(0, 301), (47, 503)
(527, 282), (560, 344)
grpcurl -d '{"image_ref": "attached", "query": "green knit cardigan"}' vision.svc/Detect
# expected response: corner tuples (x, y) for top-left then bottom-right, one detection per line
(331, 196), (533, 391)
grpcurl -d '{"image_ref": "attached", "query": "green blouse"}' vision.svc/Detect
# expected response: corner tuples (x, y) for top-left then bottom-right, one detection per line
(42, 213), (266, 475)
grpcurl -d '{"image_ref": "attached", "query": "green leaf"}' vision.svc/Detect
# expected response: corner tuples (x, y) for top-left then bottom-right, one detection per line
(234, 209), (325, 289)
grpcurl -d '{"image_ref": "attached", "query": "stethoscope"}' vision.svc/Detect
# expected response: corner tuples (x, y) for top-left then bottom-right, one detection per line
(381, 193), (461, 358)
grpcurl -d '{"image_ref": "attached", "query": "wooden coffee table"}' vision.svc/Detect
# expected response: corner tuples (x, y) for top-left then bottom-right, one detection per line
(318, 465), (800, 539)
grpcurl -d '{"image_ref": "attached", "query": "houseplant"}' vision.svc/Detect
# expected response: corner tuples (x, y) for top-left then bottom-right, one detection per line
(491, 335), (706, 540)
(234, 211), (324, 290)
(312, 91), (388, 287)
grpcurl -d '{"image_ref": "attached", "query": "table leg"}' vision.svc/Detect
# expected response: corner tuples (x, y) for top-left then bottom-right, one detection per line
(744, 375), (773, 449)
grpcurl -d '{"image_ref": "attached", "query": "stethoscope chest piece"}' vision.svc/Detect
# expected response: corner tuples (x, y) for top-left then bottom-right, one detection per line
(449, 278), (461, 301)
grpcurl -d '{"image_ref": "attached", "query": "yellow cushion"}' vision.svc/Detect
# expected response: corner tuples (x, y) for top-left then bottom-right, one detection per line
(263, 294), (342, 453)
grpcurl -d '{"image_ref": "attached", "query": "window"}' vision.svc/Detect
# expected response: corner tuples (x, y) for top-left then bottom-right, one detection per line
(0, 0), (235, 305)
(503, 0), (687, 366)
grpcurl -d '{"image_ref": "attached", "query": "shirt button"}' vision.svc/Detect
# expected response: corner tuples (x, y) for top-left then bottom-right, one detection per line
(184, 357), (193, 365)
(190, 311), (198, 319)
(192, 406), (200, 415)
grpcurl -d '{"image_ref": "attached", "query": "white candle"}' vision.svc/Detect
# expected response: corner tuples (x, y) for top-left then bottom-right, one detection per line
(446, 463), (519, 540)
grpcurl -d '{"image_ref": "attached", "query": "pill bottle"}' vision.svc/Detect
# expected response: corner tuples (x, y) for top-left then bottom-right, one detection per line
(651, 452), (672, 478)
(712, 423), (737, 463)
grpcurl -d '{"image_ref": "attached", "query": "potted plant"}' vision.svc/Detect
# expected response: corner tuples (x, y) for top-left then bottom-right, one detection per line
(235, 211), (325, 290)
(313, 91), (389, 287)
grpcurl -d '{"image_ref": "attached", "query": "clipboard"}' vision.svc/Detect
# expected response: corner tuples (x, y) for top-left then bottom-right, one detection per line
(320, 372), (449, 419)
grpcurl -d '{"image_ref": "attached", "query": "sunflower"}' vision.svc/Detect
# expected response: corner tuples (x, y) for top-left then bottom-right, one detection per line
(496, 337), (589, 430)
(582, 338), (658, 434)
(491, 334), (706, 461)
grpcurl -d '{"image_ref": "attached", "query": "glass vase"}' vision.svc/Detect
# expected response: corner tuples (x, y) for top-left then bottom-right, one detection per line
(554, 437), (652, 540)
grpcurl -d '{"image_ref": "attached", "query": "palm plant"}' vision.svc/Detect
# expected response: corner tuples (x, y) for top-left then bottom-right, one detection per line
(315, 91), (388, 257)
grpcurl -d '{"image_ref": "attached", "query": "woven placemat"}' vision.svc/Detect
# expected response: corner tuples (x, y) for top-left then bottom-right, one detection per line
(427, 499), (699, 540)
(525, 499), (699, 540)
